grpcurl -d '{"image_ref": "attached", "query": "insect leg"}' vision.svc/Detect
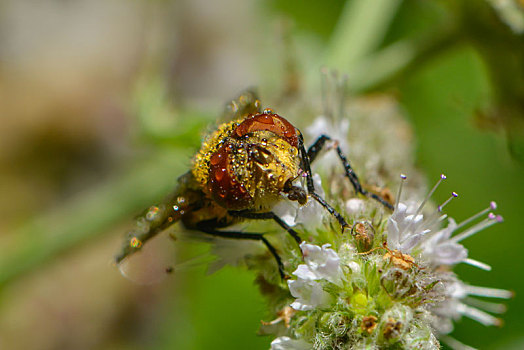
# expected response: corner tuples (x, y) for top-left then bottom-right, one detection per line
(195, 219), (287, 279)
(229, 210), (302, 244)
(298, 133), (350, 231)
(306, 135), (330, 163)
(307, 134), (394, 210)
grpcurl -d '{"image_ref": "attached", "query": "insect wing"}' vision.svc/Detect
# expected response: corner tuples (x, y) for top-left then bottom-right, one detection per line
(220, 90), (261, 123)
(117, 229), (228, 284)
(117, 230), (179, 285)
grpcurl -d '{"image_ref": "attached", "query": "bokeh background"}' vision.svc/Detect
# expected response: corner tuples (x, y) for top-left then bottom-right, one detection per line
(0, 0), (523, 349)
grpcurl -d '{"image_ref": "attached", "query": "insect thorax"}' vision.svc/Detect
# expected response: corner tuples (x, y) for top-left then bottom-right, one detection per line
(231, 131), (301, 210)
(193, 125), (301, 211)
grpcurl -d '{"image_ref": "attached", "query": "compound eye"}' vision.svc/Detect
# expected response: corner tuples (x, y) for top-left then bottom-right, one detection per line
(250, 145), (274, 165)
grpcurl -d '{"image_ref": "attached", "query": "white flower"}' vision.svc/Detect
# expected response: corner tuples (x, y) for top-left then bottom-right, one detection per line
(386, 174), (510, 348)
(287, 243), (344, 311)
(288, 278), (331, 311)
(417, 218), (468, 267)
(417, 207), (502, 270)
(387, 174), (446, 254)
(429, 273), (512, 335)
(299, 242), (344, 286)
(345, 198), (366, 215)
(388, 175), (501, 270)
(387, 201), (428, 253)
(270, 336), (312, 350)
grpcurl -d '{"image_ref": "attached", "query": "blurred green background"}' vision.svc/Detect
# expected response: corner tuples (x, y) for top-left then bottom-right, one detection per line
(0, 0), (523, 349)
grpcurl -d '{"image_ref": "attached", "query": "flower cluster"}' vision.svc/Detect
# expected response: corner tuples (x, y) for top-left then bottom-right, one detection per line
(243, 93), (511, 350)
(184, 78), (512, 349)
(264, 170), (510, 350)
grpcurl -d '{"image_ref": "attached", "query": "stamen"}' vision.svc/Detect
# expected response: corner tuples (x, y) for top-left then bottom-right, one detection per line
(438, 191), (458, 212)
(464, 297), (507, 314)
(403, 174), (446, 235)
(438, 213), (448, 222)
(337, 74), (348, 120)
(425, 212), (448, 230)
(451, 215), (502, 243)
(320, 67), (330, 118)
(439, 334), (478, 350)
(463, 258), (492, 271)
(465, 285), (514, 299)
(455, 201), (498, 231)
(395, 174), (407, 211)
(458, 303), (503, 326)
(415, 174), (446, 217)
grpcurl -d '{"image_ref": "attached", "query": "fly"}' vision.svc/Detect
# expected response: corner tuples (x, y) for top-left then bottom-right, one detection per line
(116, 91), (393, 278)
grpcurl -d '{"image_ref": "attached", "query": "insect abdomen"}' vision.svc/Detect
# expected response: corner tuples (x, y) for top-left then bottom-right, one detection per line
(207, 141), (253, 210)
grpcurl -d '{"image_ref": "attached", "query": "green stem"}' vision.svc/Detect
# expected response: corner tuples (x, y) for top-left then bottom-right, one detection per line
(326, 0), (403, 72)
(347, 40), (416, 92)
(0, 150), (186, 287)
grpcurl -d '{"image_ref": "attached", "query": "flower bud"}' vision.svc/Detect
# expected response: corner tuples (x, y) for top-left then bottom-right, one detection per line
(351, 221), (375, 252)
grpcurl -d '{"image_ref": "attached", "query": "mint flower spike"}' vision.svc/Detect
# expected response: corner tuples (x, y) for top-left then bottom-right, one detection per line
(250, 81), (510, 349)
(385, 174), (511, 347)
(276, 172), (509, 349)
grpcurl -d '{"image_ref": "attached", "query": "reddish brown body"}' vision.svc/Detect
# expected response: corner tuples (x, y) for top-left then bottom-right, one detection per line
(207, 141), (251, 209)
(206, 112), (300, 210)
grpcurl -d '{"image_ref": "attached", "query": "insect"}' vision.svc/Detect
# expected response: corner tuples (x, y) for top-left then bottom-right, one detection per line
(116, 91), (393, 278)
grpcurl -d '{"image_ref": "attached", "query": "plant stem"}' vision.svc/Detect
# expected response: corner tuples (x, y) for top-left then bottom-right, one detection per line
(0, 150), (185, 287)
(326, 0), (402, 72)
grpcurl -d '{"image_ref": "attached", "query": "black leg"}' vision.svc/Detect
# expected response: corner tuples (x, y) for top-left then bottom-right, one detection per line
(307, 134), (394, 211)
(196, 219), (287, 279)
(306, 135), (330, 163)
(229, 210), (302, 244)
(298, 133), (350, 231)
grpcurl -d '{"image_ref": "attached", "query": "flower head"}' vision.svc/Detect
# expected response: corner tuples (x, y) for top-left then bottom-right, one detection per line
(208, 84), (511, 350)
(262, 172), (510, 349)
